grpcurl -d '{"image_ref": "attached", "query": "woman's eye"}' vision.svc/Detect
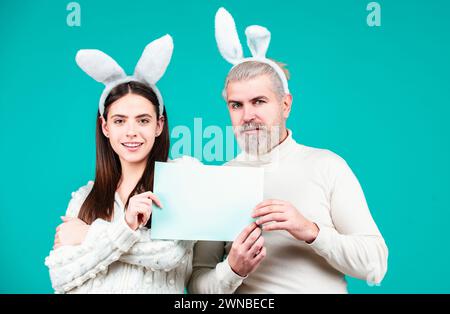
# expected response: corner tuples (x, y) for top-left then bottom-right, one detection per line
(114, 119), (124, 124)
(139, 119), (150, 125)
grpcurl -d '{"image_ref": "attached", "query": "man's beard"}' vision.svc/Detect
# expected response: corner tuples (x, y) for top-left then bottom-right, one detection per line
(235, 122), (281, 156)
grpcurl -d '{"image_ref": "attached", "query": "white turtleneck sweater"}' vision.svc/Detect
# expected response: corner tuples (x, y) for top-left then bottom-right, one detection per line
(188, 130), (388, 294)
(45, 156), (198, 294)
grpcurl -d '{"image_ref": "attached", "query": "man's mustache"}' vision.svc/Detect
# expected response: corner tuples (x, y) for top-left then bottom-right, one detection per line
(237, 122), (267, 133)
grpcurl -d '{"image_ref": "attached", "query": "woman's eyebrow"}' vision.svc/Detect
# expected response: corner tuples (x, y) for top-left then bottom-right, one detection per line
(110, 114), (127, 118)
(110, 114), (153, 118)
(135, 114), (152, 118)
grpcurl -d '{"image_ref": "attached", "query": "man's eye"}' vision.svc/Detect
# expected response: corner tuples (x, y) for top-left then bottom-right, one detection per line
(255, 99), (266, 105)
(230, 103), (242, 109)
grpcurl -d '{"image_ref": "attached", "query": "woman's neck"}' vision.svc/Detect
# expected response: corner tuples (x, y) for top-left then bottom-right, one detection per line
(117, 159), (147, 205)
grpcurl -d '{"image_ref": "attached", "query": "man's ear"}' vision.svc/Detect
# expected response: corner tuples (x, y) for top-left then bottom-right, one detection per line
(282, 94), (293, 119)
(156, 115), (165, 137)
(100, 116), (109, 138)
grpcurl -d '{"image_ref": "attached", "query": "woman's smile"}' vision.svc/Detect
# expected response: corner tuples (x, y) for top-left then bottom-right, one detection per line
(121, 141), (144, 152)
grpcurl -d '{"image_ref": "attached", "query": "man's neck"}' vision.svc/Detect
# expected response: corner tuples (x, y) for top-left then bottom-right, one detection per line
(278, 128), (289, 146)
(267, 127), (289, 154)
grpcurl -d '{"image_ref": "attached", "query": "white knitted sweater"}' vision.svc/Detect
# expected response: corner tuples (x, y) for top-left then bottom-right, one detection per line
(45, 157), (198, 293)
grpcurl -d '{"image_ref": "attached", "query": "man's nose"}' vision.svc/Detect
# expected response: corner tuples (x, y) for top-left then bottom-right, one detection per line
(242, 104), (256, 122)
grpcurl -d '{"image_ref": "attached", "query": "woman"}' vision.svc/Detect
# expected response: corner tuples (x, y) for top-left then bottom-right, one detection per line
(44, 35), (198, 293)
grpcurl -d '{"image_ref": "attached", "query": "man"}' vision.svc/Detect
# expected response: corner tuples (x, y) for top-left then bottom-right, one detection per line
(187, 8), (388, 294)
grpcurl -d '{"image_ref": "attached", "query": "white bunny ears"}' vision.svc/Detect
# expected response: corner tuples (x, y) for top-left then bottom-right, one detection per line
(215, 7), (290, 94)
(75, 34), (174, 116)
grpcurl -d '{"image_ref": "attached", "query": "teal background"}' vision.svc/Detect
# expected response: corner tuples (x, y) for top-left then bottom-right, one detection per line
(1, 0), (449, 293)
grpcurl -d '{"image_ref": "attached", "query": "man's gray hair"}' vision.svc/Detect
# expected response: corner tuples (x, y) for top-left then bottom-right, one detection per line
(222, 61), (290, 100)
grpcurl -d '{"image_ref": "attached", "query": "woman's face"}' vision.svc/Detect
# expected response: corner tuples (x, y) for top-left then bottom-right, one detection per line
(101, 93), (164, 166)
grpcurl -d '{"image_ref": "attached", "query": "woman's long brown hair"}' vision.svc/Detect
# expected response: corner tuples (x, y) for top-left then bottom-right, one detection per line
(78, 81), (169, 227)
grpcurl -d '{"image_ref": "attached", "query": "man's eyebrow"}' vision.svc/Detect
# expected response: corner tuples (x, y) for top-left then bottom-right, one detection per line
(227, 96), (269, 104)
(250, 96), (269, 102)
(227, 99), (243, 104)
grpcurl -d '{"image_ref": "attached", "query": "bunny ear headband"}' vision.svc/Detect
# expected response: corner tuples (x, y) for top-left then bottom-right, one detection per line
(75, 34), (173, 117)
(215, 7), (290, 94)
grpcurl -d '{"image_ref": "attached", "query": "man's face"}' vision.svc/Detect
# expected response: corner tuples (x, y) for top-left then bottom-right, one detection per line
(225, 74), (292, 155)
